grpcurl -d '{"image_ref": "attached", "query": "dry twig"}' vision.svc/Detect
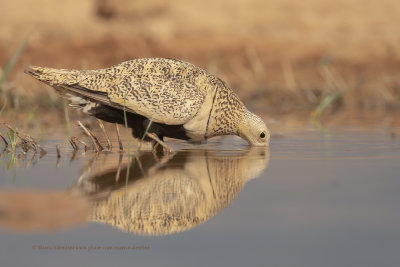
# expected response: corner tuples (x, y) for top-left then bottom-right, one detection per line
(77, 120), (103, 152)
(97, 119), (112, 150)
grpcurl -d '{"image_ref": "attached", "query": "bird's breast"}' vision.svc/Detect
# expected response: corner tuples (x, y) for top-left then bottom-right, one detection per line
(183, 87), (217, 140)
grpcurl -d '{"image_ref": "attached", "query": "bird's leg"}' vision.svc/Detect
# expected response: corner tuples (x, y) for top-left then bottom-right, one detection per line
(151, 142), (161, 160)
(115, 123), (123, 151)
(146, 132), (173, 153)
(148, 151), (176, 175)
(153, 142), (160, 151)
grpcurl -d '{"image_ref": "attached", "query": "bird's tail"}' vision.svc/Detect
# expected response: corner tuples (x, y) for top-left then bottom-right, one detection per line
(25, 65), (116, 113)
(24, 66), (81, 86)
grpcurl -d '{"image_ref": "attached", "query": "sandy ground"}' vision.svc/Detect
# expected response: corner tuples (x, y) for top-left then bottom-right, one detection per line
(1, 0), (400, 120)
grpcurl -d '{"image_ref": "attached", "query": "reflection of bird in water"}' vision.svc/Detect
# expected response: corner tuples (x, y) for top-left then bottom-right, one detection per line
(77, 147), (269, 235)
(25, 58), (270, 147)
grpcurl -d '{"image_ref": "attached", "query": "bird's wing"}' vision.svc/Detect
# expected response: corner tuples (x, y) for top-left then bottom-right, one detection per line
(59, 84), (137, 113)
(74, 59), (210, 125)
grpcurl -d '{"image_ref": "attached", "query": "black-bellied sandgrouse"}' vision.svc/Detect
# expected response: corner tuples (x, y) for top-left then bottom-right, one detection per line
(25, 58), (270, 146)
(85, 148), (270, 235)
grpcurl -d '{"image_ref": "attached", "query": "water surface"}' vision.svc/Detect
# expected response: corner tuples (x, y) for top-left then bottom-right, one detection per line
(0, 127), (399, 267)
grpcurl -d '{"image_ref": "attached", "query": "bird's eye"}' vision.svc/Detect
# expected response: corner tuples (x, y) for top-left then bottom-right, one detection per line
(260, 132), (265, 139)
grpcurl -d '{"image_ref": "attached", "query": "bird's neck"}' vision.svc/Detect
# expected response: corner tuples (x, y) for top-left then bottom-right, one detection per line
(206, 86), (245, 138)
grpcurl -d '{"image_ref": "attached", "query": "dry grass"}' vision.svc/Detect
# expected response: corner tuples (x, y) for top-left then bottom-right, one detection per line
(1, 0), (400, 122)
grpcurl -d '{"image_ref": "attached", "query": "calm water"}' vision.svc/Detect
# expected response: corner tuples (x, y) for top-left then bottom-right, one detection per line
(0, 127), (399, 267)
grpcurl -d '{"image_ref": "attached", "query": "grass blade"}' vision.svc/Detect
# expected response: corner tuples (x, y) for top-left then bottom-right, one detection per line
(0, 97), (6, 115)
(0, 35), (30, 87)
(312, 91), (343, 119)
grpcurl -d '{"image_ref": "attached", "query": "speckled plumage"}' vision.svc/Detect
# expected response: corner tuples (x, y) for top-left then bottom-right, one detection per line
(25, 58), (270, 146)
(82, 148), (270, 235)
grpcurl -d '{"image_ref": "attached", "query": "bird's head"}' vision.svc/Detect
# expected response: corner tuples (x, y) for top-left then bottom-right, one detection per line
(238, 109), (270, 146)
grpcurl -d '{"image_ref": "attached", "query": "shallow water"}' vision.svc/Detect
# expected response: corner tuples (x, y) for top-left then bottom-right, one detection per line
(0, 127), (399, 267)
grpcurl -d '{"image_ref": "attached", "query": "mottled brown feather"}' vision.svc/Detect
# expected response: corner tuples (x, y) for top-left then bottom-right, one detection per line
(25, 58), (270, 145)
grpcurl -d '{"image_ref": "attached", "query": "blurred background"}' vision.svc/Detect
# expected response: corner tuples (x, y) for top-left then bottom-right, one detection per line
(1, 0), (400, 126)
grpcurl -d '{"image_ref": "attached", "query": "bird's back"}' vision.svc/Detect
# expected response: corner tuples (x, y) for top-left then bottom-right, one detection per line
(26, 58), (217, 125)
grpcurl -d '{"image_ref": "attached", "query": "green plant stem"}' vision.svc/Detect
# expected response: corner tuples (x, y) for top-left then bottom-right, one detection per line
(0, 36), (30, 87)
(312, 91), (344, 119)
(0, 97), (7, 115)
